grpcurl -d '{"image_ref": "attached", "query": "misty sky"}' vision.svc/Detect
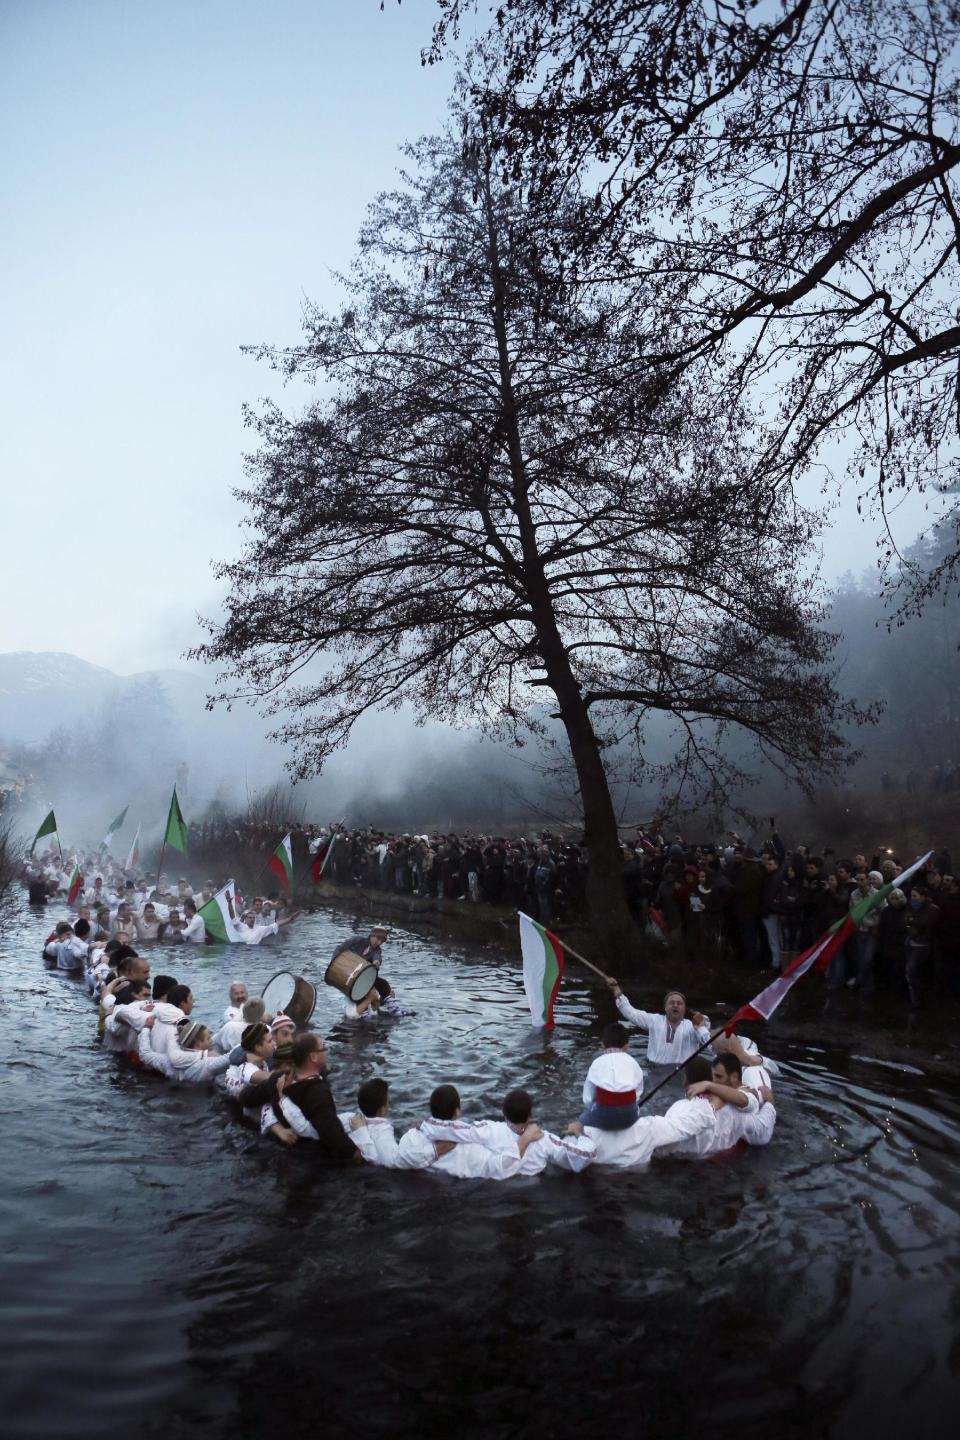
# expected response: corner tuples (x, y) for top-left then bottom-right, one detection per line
(0, 0), (942, 677)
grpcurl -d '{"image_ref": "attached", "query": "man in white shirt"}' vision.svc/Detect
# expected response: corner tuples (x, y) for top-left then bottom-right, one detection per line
(83, 877), (106, 909)
(348, 1083), (543, 1178)
(134, 902), (162, 942)
(712, 1033), (778, 1094)
(657, 1057), (777, 1158)
(103, 978), (153, 1053)
(213, 996), (265, 1054)
(221, 982), (249, 1024)
(605, 978), (711, 1064)
(234, 908), (300, 944)
(181, 900), (206, 944)
(468, 1089), (597, 1174)
(580, 1023), (645, 1128)
(56, 921), (90, 973)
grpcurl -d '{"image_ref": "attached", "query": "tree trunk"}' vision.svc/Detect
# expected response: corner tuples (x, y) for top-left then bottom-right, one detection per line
(480, 166), (640, 966)
(546, 664), (641, 965)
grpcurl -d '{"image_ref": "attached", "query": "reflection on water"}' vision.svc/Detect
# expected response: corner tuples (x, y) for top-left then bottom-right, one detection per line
(2, 904), (959, 1439)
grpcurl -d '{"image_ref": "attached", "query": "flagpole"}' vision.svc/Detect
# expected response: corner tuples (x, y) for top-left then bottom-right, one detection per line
(154, 840), (166, 900)
(547, 932), (610, 982)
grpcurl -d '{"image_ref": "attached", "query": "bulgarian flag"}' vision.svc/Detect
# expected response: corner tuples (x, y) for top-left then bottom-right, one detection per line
(267, 833), (294, 892)
(198, 880), (244, 944)
(726, 851), (933, 1031)
(311, 832), (337, 884)
(67, 865), (83, 906)
(519, 911), (565, 1029)
(125, 824), (142, 872)
(163, 788), (188, 854)
(103, 805), (129, 848)
(30, 809), (58, 857)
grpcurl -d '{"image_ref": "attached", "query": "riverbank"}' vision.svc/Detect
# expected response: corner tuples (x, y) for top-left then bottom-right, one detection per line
(301, 878), (960, 1084)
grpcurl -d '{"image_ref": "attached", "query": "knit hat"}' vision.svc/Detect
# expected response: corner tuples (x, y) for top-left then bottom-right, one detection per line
(270, 1013), (295, 1032)
(180, 1021), (205, 1048)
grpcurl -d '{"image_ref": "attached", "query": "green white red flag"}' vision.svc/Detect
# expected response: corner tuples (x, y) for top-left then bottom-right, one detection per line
(519, 911), (565, 1029)
(198, 880), (244, 944)
(267, 833), (294, 891)
(124, 823), (141, 873)
(67, 865), (83, 906)
(310, 832), (337, 884)
(726, 851), (933, 1031)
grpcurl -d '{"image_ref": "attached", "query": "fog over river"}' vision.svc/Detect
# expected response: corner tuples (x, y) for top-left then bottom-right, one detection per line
(3, 903), (959, 1439)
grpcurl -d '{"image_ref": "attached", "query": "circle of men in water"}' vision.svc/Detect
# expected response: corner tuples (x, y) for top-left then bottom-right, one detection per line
(33, 856), (779, 1178)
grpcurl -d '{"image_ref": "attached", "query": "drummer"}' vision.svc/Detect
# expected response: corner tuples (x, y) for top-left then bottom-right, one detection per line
(331, 926), (388, 970)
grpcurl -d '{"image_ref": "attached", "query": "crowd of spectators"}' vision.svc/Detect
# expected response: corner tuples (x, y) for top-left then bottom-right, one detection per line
(188, 816), (959, 1008)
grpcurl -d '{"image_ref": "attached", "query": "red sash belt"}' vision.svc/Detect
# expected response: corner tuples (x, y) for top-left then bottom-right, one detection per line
(594, 1087), (637, 1106)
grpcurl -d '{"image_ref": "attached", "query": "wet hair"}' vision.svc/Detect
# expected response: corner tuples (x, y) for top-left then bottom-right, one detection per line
(167, 984), (192, 1009)
(184, 901), (197, 915)
(241, 998), (266, 1022)
(685, 1057), (713, 1085)
(114, 945), (140, 973)
(502, 1088), (533, 1125)
(152, 975), (178, 1000)
(291, 1032), (322, 1067)
(74, 919), (91, 939)
(104, 939), (121, 956)
(55, 921), (72, 936)
(713, 1053), (743, 1084)
(602, 1022), (630, 1050)
(114, 982), (139, 1006)
(357, 1077), (389, 1117)
(373, 977), (392, 999)
(430, 1084), (460, 1120)
(241, 1022), (270, 1052)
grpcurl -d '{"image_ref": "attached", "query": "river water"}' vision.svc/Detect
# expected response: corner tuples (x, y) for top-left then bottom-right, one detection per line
(3, 902), (959, 1439)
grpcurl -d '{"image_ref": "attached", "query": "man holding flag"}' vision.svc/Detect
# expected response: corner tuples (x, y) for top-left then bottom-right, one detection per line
(724, 851), (934, 1033)
(310, 827), (341, 884)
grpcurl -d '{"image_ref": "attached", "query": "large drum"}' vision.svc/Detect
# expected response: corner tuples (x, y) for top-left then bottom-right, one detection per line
(324, 949), (378, 1002)
(261, 970), (317, 1026)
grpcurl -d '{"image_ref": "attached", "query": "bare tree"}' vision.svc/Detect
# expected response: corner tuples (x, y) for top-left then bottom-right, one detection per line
(194, 126), (862, 956)
(0, 817), (24, 929)
(429, 1), (960, 602)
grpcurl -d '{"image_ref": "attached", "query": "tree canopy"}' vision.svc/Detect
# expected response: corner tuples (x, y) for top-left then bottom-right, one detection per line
(195, 125), (864, 945)
(428, 1), (960, 601)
